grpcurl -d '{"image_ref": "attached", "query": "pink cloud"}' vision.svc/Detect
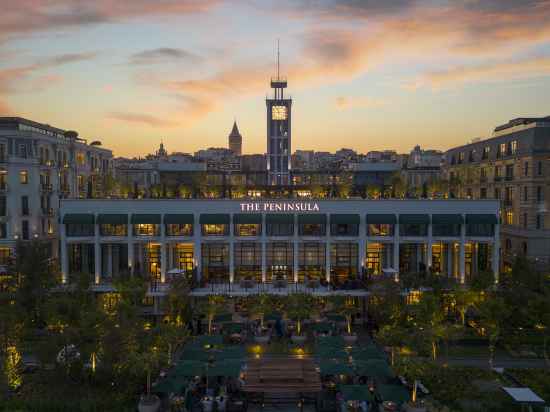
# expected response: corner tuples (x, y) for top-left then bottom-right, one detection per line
(107, 111), (179, 128)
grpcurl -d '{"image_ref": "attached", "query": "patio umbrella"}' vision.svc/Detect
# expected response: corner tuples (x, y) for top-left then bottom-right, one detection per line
(316, 335), (345, 347)
(354, 360), (395, 380)
(173, 360), (207, 377)
(311, 322), (335, 333)
(326, 313), (346, 323)
(315, 349), (349, 360)
(193, 335), (224, 347)
(152, 377), (187, 394)
(339, 385), (376, 402)
(319, 361), (354, 376)
(350, 345), (385, 360)
(376, 384), (410, 405)
(217, 346), (246, 359)
(206, 360), (243, 377)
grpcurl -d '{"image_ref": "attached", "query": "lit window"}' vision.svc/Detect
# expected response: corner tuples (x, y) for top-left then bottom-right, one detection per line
(511, 140), (517, 155)
(505, 211), (514, 225)
(76, 152), (86, 166)
(271, 105), (287, 120)
(19, 170), (28, 184)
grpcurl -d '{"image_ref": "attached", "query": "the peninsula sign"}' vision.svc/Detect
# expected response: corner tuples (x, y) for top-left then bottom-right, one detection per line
(240, 202), (320, 212)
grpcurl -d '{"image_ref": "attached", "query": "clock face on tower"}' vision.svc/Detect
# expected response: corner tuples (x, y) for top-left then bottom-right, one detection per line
(272, 105), (288, 120)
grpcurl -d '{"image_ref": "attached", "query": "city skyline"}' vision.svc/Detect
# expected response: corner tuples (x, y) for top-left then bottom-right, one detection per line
(2, 1), (550, 157)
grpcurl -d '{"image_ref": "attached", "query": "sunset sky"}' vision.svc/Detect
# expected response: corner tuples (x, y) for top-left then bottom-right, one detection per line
(2, 0), (550, 157)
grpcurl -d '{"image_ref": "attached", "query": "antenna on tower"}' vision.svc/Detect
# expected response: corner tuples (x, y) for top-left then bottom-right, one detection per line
(277, 39), (280, 81)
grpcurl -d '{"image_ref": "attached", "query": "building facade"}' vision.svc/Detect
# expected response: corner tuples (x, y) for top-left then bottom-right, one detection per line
(0, 117), (113, 264)
(59, 199), (500, 299)
(443, 116), (550, 270)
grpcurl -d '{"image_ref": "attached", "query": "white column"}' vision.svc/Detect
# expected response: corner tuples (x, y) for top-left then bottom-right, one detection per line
(473, 243), (479, 276)
(60, 222), (68, 283)
(427, 222), (433, 272)
(94, 222), (101, 284)
(293, 217), (299, 283)
(229, 216), (234, 283)
(325, 241), (331, 283)
(160, 221), (166, 283)
(493, 222), (500, 284)
(127, 222), (134, 275)
(293, 241), (299, 283)
(229, 241), (234, 283)
(459, 220), (466, 284)
(261, 215), (267, 282)
(393, 217), (400, 279)
(446, 243), (453, 277)
(359, 237), (367, 279)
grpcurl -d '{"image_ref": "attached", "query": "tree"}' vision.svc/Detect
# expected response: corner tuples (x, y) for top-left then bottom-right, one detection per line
(365, 184), (382, 200)
(526, 293), (550, 365)
(198, 296), (226, 335)
(286, 294), (317, 335)
(247, 294), (274, 329)
(178, 184), (192, 199)
(477, 295), (509, 367)
(411, 293), (446, 360)
(329, 296), (357, 335)
(10, 240), (58, 327)
(451, 287), (480, 326)
(390, 172), (407, 199)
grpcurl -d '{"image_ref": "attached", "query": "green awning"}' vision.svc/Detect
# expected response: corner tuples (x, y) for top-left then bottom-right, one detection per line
(131, 214), (161, 224)
(354, 359), (395, 379)
(366, 214), (396, 224)
(63, 214), (94, 224)
(97, 214), (127, 224)
(298, 214), (327, 224)
(320, 361), (354, 376)
(340, 385), (376, 402)
(376, 384), (410, 405)
(199, 214), (230, 224)
(266, 214), (294, 224)
(466, 214), (498, 224)
(233, 214), (262, 224)
(432, 214), (463, 224)
(399, 214), (430, 224)
(164, 214), (194, 224)
(330, 214), (360, 225)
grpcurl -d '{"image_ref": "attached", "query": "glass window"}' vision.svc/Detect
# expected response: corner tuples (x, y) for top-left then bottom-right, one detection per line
(201, 243), (229, 282)
(19, 170), (28, 184)
(234, 223), (261, 236)
(511, 140), (517, 155)
(299, 223), (326, 236)
(367, 224), (394, 236)
(505, 211), (514, 225)
(66, 223), (94, 237)
(234, 242), (262, 281)
(399, 224), (427, 237)
(330, 223), (358, 236)
(536, 214), (543, 229)
(22, 220), (29, 240)
(0, 196), (6, 216)
(537, 186), (543, 202)
(523, 213), (528, 229)
(201, 224), (228, 236)
(266, 223), (293, 236)
(0, 223), (6, 239)
(524, 161), (529, 176)
(538, 161), (543, 176)
(480, 188), (487, 199)
(166, 224), (193, 236)
(21, 196), (29, 216)
(482, 146), (490, 159)
(100, 224), (127, 236)
(133, 224), (159, 236)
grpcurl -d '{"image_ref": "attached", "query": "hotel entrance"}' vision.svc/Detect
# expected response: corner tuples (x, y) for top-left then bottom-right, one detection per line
(266, 242), (293, 282)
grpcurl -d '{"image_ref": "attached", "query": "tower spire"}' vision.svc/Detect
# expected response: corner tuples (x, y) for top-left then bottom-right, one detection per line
(277, 39), (280, 81)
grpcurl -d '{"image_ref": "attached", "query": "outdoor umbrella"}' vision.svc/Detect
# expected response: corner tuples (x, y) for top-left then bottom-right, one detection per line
(376, 384), (410, 405)
(353, 359), (395, 380)
(192, 334), (224, 347)
(339, 385), (376, 402)
(173, 360), (207, 377)
(152, 377), (187, 394)
(319, 361), (354, 376)
(316, 335), (345, 347)
(350, 345), (385, 360)
(206, 360), (243, 378)
(311, 322), (335, 333)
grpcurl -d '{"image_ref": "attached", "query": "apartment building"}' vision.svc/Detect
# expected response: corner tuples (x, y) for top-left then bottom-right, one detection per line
(444, 116), (550, 270)
(0, 117), (113, 264)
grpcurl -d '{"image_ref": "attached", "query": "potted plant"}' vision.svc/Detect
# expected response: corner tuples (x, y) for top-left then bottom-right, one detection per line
(287, 293), (317, 344)
(330, 296), (358, 344)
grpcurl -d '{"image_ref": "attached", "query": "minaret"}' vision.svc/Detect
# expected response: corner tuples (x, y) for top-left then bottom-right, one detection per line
(228, 120), (242, 156)
(266, 40), (292, 186)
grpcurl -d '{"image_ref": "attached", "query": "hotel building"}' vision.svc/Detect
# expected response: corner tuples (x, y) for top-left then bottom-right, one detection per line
(59, 199), (500, 311)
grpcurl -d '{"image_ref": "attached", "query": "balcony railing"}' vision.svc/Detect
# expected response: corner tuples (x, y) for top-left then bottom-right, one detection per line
(40, 183), (53, 192)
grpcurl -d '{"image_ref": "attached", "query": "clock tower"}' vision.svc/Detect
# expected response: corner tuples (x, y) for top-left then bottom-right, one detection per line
(266, 43), (292, 186)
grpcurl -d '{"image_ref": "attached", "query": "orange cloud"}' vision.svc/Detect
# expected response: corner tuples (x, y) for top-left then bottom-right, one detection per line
(409, 56), (550, 89)
(0, 0), (222, 42)
(107, 111), (179, 128)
